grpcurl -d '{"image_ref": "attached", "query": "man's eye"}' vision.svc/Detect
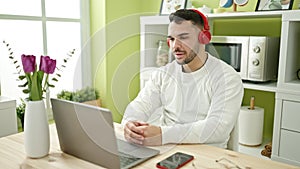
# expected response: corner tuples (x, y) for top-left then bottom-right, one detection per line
(180, 36), (188, 40)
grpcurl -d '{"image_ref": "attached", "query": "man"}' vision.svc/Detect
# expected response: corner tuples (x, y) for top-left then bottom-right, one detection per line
(121, 9), (244, 148)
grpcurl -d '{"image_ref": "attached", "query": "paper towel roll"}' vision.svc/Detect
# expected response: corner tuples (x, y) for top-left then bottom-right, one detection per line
(238, 106), (264, 146)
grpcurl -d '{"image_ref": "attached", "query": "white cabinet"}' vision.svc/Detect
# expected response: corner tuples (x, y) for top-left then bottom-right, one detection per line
(272, 93), (300, 166)
(276, 11), (300, 95)
(271, 10), (300, 167)
(0, 96), (17, 137)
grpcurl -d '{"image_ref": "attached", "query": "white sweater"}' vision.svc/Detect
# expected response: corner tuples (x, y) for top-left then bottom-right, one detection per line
(121, 54), (244, 148)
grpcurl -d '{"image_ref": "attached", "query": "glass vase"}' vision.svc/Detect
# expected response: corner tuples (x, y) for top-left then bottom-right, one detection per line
(156, 40), (169, 67)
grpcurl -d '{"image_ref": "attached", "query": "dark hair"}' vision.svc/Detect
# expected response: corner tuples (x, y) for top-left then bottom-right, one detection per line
(169, 9), (204, 27)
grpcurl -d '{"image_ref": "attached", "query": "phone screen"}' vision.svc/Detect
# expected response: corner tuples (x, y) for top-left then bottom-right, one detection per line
(156, 152), (194, 169)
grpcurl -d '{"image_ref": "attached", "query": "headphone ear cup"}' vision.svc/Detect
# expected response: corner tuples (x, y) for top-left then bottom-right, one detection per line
(198, 30), (211, 44)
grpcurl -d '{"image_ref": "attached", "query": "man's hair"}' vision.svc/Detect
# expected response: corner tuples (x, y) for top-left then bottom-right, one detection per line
(169, 9), (204, 27)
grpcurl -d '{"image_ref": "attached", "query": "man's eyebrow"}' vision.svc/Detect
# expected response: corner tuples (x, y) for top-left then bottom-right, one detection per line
(167, 33), (189, 39)
(178, 33), (189, 36)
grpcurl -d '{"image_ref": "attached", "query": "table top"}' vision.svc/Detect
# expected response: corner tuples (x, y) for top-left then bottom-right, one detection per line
(0, 123), (299, 169)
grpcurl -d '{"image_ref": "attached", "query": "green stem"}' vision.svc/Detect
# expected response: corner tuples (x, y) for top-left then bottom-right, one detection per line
(30, 71), (41, 101)
(43, 74), (49, 91)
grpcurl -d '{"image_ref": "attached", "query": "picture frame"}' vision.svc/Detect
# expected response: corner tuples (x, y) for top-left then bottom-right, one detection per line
(255, 0), (294, 11)
(160, 0), (187, 15)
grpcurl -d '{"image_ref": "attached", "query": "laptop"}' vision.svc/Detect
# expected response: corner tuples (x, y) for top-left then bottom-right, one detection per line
(51, 98), (159, 169)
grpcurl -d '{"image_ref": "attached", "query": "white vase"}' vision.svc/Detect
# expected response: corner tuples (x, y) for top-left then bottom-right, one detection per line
(24, 100), (50, 158)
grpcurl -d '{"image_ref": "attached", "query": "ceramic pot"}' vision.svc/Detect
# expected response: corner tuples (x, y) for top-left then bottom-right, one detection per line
(24, 100), (50, 158)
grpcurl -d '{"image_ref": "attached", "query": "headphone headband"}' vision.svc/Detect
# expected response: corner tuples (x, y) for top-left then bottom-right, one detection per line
(190, 9), (210, 31)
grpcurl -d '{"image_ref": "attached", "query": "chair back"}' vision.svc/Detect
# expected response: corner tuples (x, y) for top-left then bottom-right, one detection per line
(227, 120), (239, 151)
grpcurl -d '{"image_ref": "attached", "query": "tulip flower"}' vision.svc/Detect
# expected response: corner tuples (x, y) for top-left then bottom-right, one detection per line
(40, 56), (56, 74)
(20, 54), (57, 101)
(21, 54), (36, 73)
(4, 40), (74, 101)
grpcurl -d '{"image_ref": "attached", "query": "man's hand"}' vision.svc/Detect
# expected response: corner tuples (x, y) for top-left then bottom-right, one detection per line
(124, 121), (162, 146)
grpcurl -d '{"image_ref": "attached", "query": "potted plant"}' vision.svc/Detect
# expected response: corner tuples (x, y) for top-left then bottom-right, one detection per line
(16, 99), (26, 131)
(57, 87), (101, 107)
(3, 41), (76, 158)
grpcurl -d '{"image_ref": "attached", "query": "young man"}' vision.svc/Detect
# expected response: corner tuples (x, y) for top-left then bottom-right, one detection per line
(121, 9), (244, 148)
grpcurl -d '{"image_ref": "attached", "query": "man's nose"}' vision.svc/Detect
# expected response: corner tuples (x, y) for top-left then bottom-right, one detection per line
(172, 38), (182, 48)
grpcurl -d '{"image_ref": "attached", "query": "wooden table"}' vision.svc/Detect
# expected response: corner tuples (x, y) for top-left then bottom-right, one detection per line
(0, 123), (299, 169)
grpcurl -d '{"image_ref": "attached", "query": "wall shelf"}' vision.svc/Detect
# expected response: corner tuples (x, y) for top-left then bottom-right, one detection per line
(243, 81), (277, 92)
(206, 10), (285, 19)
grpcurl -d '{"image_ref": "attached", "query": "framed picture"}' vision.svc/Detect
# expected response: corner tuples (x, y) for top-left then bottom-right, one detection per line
(160, 0), (187, 15)
(256, 0), (294, 11)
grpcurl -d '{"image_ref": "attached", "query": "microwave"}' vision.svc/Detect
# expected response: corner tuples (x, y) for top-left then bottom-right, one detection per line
(205, 36), (280, 82)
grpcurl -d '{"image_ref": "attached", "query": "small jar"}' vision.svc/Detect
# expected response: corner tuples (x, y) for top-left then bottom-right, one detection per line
(156, 40), (169, 67)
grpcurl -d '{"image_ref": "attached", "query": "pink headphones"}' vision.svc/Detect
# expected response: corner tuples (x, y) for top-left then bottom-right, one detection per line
(168, 9), (211, 47)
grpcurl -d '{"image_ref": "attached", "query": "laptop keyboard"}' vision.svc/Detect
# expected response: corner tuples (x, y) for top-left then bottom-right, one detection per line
(119, 151), (141, 168)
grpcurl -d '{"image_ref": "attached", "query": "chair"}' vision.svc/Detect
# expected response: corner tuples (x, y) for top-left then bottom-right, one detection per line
(227, 119), (239, 151)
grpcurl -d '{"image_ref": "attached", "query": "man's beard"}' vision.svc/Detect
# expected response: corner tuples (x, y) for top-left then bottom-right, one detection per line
(175, 45), (199, 65)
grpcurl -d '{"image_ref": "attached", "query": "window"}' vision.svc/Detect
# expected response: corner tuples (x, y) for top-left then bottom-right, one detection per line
(0, 0), (90, 104)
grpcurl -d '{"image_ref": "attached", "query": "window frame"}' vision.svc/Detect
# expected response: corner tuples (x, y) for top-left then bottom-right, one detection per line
(0, 0), (91, 100)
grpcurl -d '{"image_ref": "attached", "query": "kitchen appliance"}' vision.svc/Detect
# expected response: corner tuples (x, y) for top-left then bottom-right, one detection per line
(206, 36), (280, 82)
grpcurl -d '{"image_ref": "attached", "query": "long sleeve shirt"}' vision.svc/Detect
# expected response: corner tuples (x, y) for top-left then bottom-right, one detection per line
(121, 53), (244, 148)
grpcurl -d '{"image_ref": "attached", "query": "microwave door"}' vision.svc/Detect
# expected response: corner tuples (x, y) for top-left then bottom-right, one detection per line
(229, 45), (241, 71)
(206, 43), (240, 72)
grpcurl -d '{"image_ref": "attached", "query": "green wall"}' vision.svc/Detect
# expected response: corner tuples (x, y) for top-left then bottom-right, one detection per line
(89, 0), (299, 139)
(90, 0), (161, 122)
(90, 0), (107, 112)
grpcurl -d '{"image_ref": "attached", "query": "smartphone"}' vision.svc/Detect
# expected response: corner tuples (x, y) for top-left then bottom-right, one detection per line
(156, 152), (194, 169)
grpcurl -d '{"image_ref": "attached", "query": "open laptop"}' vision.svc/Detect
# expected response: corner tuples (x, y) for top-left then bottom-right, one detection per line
(51, 98), (159, 169)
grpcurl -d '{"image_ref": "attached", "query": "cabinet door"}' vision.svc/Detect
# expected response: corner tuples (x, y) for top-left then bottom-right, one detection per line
(281, 100), (300, 132)
(279, 129), (300, 163)
(0, 105), (18, 137)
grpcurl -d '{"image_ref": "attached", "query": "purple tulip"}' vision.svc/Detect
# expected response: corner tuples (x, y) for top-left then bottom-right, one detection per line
(39, 55), (56, 74)
(21, 54), (36, 73)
